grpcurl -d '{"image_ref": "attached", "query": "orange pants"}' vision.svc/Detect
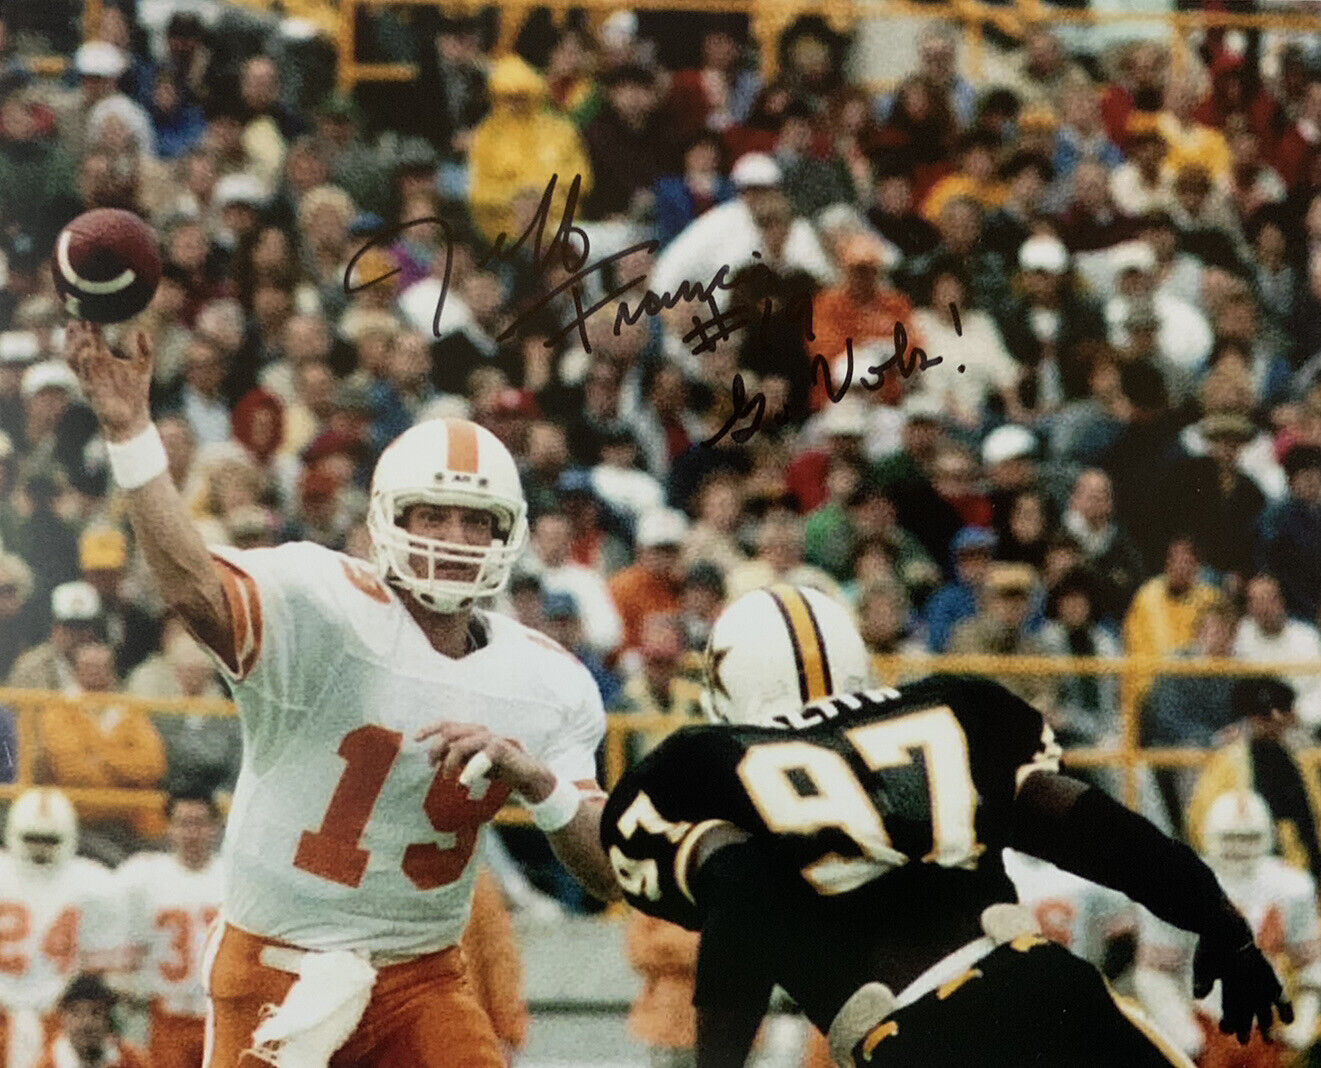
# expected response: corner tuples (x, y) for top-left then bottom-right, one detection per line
(151, 1002), (206, 1068)
(203, 923), (504, 1068)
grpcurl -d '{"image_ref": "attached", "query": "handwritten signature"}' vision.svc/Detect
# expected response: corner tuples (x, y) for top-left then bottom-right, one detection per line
(346, 174), (652, 353)
(703, 306), (961, 447)
(344, 173), (967, 448)
(346, 173), (816, 358)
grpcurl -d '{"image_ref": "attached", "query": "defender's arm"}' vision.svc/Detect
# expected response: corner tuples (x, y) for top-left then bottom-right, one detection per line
(1013, 771), (1291, 1044)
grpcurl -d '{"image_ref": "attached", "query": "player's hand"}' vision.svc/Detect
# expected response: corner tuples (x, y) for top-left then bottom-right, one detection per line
(65, 321), (153, 441)
(416, 722), (555, 802)
(1192, 935), (1293, 1044)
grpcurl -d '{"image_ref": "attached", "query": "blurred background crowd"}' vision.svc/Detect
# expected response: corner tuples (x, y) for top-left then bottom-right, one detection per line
(7, 0), (1321, 1061)
(5, 0), (1321, 838)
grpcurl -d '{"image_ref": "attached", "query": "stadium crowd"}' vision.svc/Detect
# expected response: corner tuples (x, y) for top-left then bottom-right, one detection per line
(6, 0), (1321, 1063)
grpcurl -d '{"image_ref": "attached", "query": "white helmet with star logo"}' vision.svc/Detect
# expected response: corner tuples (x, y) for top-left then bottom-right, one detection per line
(702, 584), (872, 728)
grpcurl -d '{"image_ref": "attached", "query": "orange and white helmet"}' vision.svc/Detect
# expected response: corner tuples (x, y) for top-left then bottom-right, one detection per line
(367, 418), (529, 612)
(1202, 790), (1273, 879)
(4, 787), (78, 869)
(703, 584), (872, 728)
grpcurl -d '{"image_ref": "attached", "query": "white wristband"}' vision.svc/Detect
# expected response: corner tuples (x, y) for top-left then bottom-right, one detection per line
(106, 424), (168, 490)
(523, 777), (581, 834)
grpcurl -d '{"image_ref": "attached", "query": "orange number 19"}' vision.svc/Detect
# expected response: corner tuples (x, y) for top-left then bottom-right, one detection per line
(293, 725), (510, 890)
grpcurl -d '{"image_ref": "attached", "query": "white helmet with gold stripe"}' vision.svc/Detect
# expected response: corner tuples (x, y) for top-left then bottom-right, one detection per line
(703, 584), (872, 728)
(367, 417), (529, 613)
(4, 787), (78, 869)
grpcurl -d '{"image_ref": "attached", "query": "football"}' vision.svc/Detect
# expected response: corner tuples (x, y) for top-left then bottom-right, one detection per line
(51, 208), (162, 324)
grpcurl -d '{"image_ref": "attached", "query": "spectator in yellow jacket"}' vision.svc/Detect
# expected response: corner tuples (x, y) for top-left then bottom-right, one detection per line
(1121, 535), (1220, 715)
(35, 640), (166, 859)
(467, 54), (593, 244)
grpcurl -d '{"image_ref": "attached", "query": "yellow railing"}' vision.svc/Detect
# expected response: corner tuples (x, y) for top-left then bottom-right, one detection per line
(4, 654), (1321, 823)
(334, 0), (1321, 92)
(33, 0), (1321, 107)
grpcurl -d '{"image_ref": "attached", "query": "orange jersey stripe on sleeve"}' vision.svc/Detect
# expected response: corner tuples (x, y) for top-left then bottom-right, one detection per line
(210, 554), (264, 679)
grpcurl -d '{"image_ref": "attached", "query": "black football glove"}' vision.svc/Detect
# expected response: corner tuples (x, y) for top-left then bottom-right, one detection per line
(1192, 932), (1293, 1045)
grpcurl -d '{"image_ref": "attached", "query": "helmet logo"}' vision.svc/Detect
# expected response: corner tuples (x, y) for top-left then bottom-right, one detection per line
(704, 643), (732, 701)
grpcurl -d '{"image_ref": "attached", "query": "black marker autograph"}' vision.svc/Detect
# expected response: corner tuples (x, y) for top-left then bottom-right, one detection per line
(702, 304), (964, 447)
(345, 174), (651, 351)
(345, 174), (811, 359)
(343, 174), (970, 448)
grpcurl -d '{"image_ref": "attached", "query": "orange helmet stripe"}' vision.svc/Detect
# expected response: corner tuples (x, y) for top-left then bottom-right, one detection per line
(445, 419), (480, 474)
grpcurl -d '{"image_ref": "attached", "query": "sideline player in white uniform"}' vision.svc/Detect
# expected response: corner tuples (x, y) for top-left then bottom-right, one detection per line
(1003, 850), (1136, 972)
(117, 788), (224, 1068)
(1136, 790), (1321, 1063)
(0, 789), (122, 1068)
(66, 322), (620, 1068)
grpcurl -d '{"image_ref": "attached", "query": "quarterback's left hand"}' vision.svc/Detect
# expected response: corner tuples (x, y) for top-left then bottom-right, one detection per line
(1193, 935), (1293, 1044)
(417, 722), (556, 801)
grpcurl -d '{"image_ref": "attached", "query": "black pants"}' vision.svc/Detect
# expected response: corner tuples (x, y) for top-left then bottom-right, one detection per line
(853, 938), (1191, 1067)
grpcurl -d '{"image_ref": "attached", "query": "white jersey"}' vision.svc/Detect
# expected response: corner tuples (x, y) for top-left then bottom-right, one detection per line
(117, 852), (223, 1016)
(205, 542), (605, 955)
(1139, 856), (1321, 1010)
(0, 853), (122, 1013)
(1003, 849), (1135, 969)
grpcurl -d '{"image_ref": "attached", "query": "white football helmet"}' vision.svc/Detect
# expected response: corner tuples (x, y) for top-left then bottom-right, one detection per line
(4, 787), (78, 869)
(367, 418), (529, 612)
(703, 584), (872, 728)
(1202, 790), (1273, 880)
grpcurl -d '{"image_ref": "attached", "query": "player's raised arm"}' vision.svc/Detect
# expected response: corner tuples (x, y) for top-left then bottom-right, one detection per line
(1012, 770), (1292, 1045)
(65, 323), (234, 666)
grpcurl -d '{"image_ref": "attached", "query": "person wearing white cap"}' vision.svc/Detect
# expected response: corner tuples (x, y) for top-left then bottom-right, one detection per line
(599, 11), (640, 63)
(7, 580), (102, 692)
(75, 41), (129, 84)
(647, 150), (835, 345)
(981, 423), (1044, 551)
(20, 360), (81, 457)
(997, 232), (1107, 407)
(73, 41), (155, 159)
(1103, 239), (1212, 380)
(982, 422), (1036, 488)
(213, 172), (268, 249)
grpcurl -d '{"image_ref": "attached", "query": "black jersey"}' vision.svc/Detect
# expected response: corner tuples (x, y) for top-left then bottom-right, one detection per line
(602, 672), (1060, 930)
